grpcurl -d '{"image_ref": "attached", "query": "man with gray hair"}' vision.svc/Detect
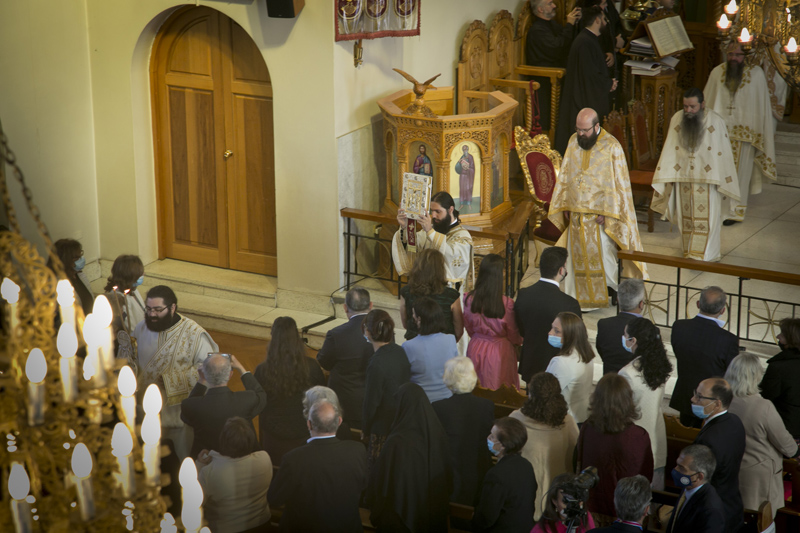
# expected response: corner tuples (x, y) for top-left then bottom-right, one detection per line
(317, 287), (373, 430)
(670, 286), (739, 428)
(181, 353), (266, 459)
(588, 475), (651, 532)
(595, 278), (646, 374)
(268, 398), (368, 532)
(664, 444), (725, 533)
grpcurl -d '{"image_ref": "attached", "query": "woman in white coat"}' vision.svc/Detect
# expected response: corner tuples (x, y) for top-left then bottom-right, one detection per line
(545, 312), (595, 424)
(725, 353), (799, 517)
(618, 318), (673, 490)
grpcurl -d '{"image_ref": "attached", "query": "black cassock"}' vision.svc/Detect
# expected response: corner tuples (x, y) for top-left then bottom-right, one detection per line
(555, 28), (613, 154)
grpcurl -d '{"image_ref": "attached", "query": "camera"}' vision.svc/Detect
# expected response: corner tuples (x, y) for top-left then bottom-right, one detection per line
(561, 466), (599, 524)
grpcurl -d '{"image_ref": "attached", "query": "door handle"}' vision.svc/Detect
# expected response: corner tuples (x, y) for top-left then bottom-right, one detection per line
(223, 150), (233, 159)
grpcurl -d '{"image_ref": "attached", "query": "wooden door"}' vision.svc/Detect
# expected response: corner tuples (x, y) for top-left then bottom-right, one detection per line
(151, 7), (277, 276)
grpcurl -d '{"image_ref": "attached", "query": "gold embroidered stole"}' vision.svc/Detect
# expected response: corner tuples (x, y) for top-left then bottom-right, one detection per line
(678, 183), (711, 260)
(567, 213), (609, 308)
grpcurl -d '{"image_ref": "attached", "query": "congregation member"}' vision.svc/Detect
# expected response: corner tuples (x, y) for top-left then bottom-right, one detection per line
(393, 191), (473, 292)
(181, 353), (266, 459)
(254, 316), (325, 464)
(197, 417), (273, 533)
(316, 287), (372, 430)
(577, 374), (653, 523)
(367, 383), (452, 533)
(618, 318), (672, 490)
(432, 357), (494, 506)
(510, 372), (579, 520)
(577, 0), (625, 109)
(726, 353), (798, 517)
(402, 297), (458, 403)
(549, 108), (647, 309)
(268, 399), (367, 533)
(524, 0), (581, 129)
(692, 378), (746, 533)
(515, 246), (581, 382)
(398, 248), (462, 341)
(760, 317), (800, 443)
(669, 286), (739, 428)
(587, 475), (651, 533)
(595, 279), (645, 375)
(472, 417), (537, 533)
(555, 7), (617, 154)
(361, 310), (411, 468)
(545, 312), (594, 424)
(132, 285), (217, 459)
(103, 254), (146, 358)
(665, 444), (725, 533)
(53, 238), (94, 315)
(532, 473), (596, 533)
(704, 42), (776, 225)
(302, 386), (350, 441)
(463, 254), (523, 390)
(652, 88), (740, 261)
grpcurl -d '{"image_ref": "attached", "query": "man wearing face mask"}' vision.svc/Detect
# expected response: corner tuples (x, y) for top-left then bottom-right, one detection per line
(595, 278), (645, 375)
(548, 108), (647, 310)
(669, 286), (740, 428)
(691, 378), (746, 533)
(665, 444), (725, 533)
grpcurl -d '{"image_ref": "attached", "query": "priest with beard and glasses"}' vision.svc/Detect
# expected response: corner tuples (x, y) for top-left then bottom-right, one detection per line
(651, 88), (740, 262)
(548, 108), (647, 310)
(130, 284), (218, 460)
(703, 42), (776, 226)
(393, 191), (473, 293)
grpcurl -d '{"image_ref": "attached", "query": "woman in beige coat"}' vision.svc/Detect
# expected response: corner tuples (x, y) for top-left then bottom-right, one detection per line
(726, 353), (799, 517)
(510, 372), (578, 520)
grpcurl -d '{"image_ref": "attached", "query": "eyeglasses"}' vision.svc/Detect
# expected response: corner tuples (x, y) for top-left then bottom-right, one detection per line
(692, 389), (717, 402)
(576, 126), (596, 134)
(145, 306), (169, 314)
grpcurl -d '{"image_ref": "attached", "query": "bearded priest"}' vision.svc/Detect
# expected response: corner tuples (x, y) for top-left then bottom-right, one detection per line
(652, 88), (740, 262)
(703, 42), (776, 225)
(548, 108), (647, 310)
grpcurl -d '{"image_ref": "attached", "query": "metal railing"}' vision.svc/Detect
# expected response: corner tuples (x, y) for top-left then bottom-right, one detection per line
(341, 207), (531, 298)
(618, 250), (800, 345)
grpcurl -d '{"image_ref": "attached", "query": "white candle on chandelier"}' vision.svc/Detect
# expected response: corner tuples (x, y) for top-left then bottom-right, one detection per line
(786, 37), (798, 54)
(717, 14), (731, 31)
(724, 0), (738, 15)
(58, 322), (79, 402)
(2, 278), (20, 338)
(25, 348), (47, 426)
(117, 365), (137, 431)
(56, 279), (76, 328)
(111, 423), (136, 498)
(82, 313), (107, 387)
(92, 295), (115, 372)
(8, 463), (32, 533)
(738, 27), (753, 43)
(71, 443), (96, 521)
(179, 458), (204, 533)
(142, 384), (163, 486)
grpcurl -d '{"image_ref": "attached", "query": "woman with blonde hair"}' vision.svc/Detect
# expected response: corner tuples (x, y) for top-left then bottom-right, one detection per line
(726, 352), (798, 517)
(545, 312), (594, 423)
(399, 248), (463, 340)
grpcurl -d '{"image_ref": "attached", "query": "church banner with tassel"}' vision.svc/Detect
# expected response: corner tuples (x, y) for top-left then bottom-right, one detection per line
(335, 0), (421, 41)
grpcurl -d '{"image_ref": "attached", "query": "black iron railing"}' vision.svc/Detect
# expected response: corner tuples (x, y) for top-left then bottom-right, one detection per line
(618, 251), (800, 345)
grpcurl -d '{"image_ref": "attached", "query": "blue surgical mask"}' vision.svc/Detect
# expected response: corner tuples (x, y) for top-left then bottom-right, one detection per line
(74, 256), (86, 271)
(691, 402), (711, 419)
(364, 334), (370, 343)
(622, 334), (633, 353)
(487, 438), (499, 456)
(671, 468), (695, 489)
(133, 275), (144, 288)
(548, 335), (562, 349)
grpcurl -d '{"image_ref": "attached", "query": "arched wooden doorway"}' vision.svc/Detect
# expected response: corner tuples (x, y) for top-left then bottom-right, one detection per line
(150, 6), (277, 276)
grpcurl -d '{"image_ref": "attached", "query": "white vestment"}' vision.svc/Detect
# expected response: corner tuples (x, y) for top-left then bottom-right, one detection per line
(651, 109), (740, 262)
(392, 222), (473, 292)
(704, 63), (776, 221)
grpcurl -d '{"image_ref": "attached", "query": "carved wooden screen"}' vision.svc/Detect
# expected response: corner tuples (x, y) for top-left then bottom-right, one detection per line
(457, 21), (490, 114)
(516, 1), (533, 65)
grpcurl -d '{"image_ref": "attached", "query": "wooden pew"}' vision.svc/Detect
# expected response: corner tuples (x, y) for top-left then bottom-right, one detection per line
(472, 384), (527, 419)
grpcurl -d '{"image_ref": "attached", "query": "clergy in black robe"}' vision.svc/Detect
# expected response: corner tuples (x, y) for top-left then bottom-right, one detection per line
(555, 7), (615, 154)
(524, 0), (580, 130)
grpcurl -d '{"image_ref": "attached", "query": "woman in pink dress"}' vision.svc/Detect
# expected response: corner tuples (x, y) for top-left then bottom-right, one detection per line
(462, 254), (523, 389)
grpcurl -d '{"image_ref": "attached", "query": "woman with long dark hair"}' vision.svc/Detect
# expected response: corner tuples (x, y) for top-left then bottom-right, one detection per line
(510, 372), (578, 520)
(545, 312), (594, 423)
(52, 238), (94, 315)
(761, 317), (800, 444)
(255, 316), (325, 464)
(399, 248), (463, 340)
(462, 254), (523, 389)
(103, 254), (146, 358)
(577, 374), (653, 524)
(619, 317), (673, 489)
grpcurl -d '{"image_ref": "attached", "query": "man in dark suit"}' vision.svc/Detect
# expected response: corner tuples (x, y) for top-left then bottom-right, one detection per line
(692, 378), (746, 533)
(180, 353), (267, 459)
(665, 444), (725, 533)
(268, 399), (368, 533)
(515, 246), (582, 383)
(595, 278), (645, 374)
(669, 286), (739, 428)
(317, 287), (373, 430)
(588, 475), (651, 532)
